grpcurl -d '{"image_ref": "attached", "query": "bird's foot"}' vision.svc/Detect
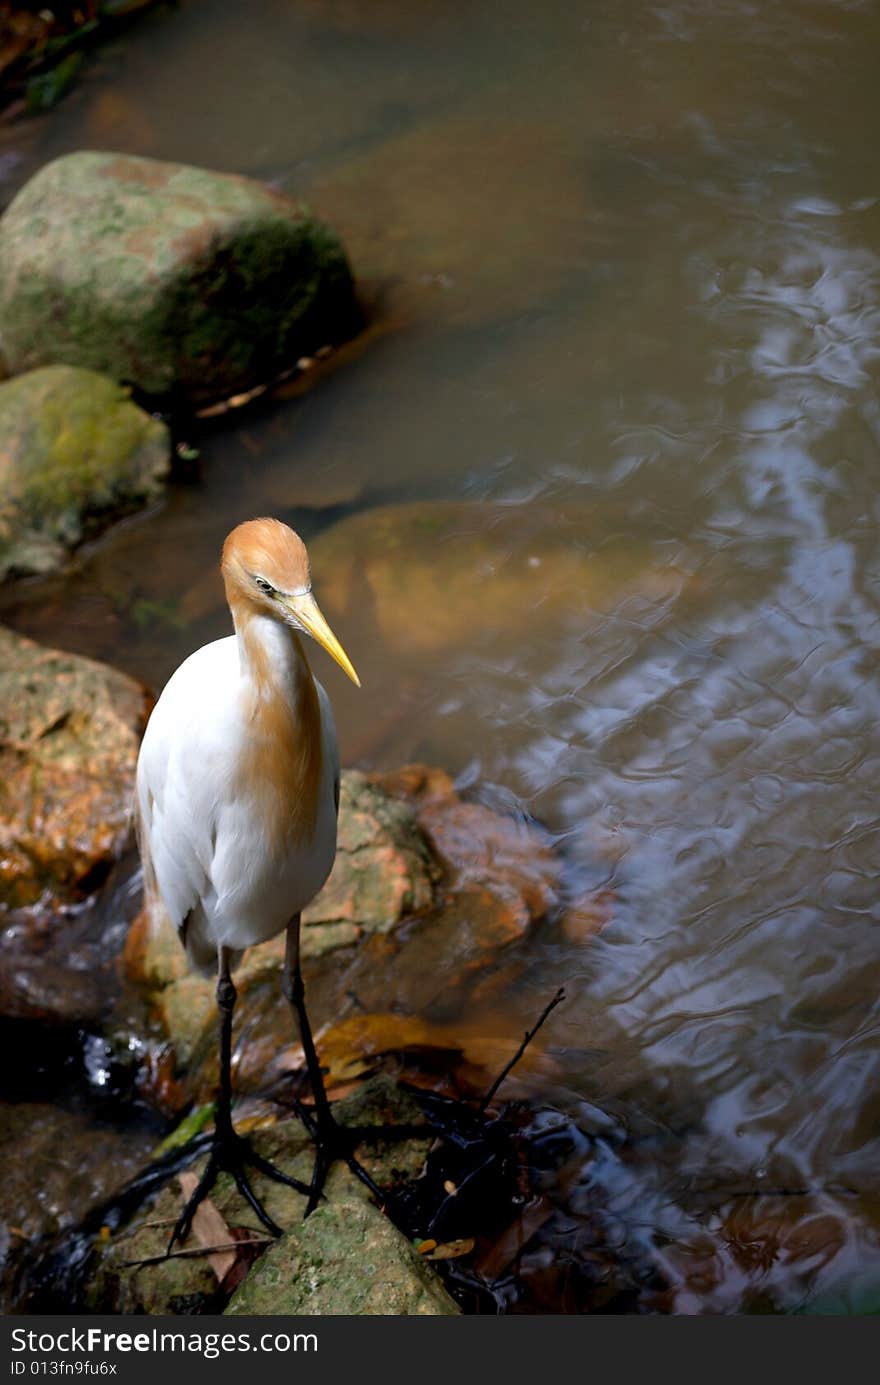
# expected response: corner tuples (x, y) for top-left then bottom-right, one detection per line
(167, 1127), (311, 1254)
(294, 1102), (389, 1218)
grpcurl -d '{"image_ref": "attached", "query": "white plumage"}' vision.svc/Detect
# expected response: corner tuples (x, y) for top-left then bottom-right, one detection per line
(136, 627), (340, 970)
(133, 517), (361, 1244)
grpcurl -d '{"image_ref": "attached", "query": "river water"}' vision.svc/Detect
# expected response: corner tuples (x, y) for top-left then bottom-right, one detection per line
(1, 0), (878, 1313)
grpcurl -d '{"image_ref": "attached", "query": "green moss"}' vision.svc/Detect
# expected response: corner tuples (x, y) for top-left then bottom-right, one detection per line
(0, 153), (358, 404)
(26, 52), (85, 114)
(225, 1181), (459, 1316)
(0, 365), (170, 578)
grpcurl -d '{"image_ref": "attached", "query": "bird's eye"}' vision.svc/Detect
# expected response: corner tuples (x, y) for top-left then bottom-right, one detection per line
(254, 576), (274, 595)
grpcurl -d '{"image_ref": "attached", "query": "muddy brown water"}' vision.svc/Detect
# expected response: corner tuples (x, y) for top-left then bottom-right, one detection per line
(1, 0), (879, 1313)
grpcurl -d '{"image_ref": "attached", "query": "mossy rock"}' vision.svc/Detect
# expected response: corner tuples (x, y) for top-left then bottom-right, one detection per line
(0, 152), (358, 406)
(224, 1181), (459, 1316)
(87, 1077), (453, 1317)
(0, 365), (170, 579)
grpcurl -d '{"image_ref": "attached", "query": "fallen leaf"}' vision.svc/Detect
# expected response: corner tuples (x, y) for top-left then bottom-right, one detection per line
(473, 1197), (555, 1279)
(424, 1238), (475, 1260)
(288, 1011), (563, 1093)
(177, 1173), (237, 1283)
(321, 1079), (365, 1103)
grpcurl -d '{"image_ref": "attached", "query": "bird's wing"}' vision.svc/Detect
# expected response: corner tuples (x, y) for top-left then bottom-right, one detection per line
(135, 639), (235, 950)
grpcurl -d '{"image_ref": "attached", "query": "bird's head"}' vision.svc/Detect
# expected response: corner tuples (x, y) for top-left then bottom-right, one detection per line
(221, 517), (360, 686)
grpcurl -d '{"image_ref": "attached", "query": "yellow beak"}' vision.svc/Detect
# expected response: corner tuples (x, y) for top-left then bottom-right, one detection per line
(284, 591), (361, 687)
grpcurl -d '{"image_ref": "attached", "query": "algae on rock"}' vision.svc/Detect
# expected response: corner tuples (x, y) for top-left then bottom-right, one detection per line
(0, 152), (359, 406)
(225, 1181), (459, 1316)
(0, 364), (169, 579)
(87, 1078), (456, 1317)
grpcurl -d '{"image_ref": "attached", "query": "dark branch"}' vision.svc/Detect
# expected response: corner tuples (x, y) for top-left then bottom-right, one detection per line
(479, 987), (566, 1113)
(121, 1237), (271, 1270)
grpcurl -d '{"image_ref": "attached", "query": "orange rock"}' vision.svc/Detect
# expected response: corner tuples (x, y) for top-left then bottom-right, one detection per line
(0, 626), (151, 909)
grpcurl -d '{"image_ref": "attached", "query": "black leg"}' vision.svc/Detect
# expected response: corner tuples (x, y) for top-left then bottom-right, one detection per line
(214, 954), (237, 1142)
(167, 947), (311, 1254)
(283, 917), (388, 1216)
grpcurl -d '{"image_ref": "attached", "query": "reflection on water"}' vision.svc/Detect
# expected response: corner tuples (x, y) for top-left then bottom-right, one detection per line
(1, 0), (879, 1312)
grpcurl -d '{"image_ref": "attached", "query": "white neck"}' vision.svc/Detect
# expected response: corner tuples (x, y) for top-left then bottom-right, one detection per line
(233, 608), (311, 701)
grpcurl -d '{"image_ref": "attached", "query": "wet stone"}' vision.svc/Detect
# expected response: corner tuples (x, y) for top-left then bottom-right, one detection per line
(0, 627), (151, 912)
(86, 1077), (451, 1316)
(0, 1103), (155, 1313)
(0, 152), (359, 406)
(224, 1176), (459, 1316)
(0, 365), (170, 581)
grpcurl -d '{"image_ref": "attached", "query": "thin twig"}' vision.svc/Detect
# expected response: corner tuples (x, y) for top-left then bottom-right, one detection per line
(120, 1237), (272, 1269)
(479, 987), (566, 1113)
(110, 1216), (178, 1242)
(427, 1152), (498, 1238)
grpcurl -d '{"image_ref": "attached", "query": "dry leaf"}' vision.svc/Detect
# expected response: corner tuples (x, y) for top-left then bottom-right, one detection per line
(301, 1013), (459, 1086)
(424, 1238), (475, 1260)
(177, 1172), (237, 1283)
(474, 1197), (555, 1279)
(292, 1011), (563, 1092)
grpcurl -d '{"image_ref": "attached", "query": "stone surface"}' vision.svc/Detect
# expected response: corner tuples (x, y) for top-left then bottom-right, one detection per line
(87, 1077), (453, 1316)
(125, 765), (559, 1104)
(0, 1103), (155, 1313)
(0, 1103), (154, 1242)
(0, 365), (170, 579)
(224, 1180), (458, 1316)
(0, 626), (151, 909)
(311, 498), (690, 658)
(308, 116), (592, 327)
(0, 152), (358, 405)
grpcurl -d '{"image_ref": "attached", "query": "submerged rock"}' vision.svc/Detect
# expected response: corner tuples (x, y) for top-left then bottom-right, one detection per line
(0, 365), (170, 579)
(0, 1103), (154, 1243)
(311, 498), (690, 658)
(125, 766), (559, 1104)
(0, 626), (151, 909)
(0, 1103), (154, 1313)
(0, 152), (358, 406)
(308, 116), (594, 327)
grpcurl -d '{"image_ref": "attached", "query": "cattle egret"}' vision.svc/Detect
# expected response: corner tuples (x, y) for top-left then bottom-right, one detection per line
(136, 517), (363, 1246)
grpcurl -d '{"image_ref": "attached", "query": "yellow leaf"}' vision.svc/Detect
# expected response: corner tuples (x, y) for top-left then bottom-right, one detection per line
(424, 1238), (475, 1261)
